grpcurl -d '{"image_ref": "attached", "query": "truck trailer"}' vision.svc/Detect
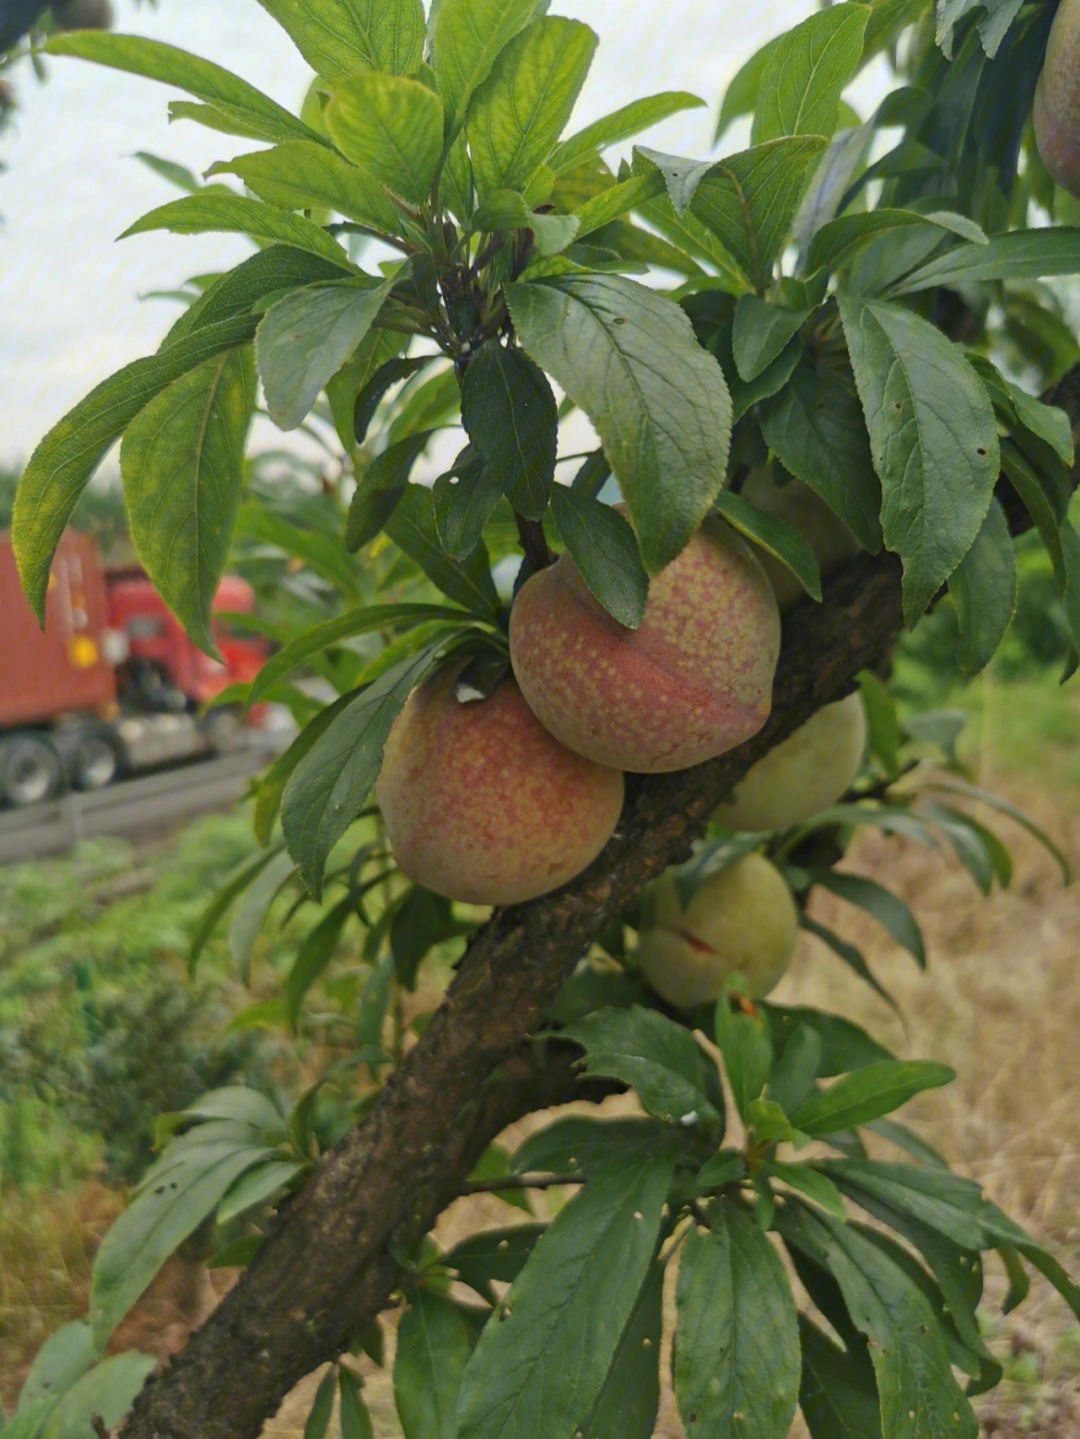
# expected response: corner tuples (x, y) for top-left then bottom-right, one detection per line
(0, 531), (267, 808)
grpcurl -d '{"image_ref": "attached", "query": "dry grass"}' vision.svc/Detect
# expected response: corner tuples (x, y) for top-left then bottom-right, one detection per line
(4, 771), (1080, 1435)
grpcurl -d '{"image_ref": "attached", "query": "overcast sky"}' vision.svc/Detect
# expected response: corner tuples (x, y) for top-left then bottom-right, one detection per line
(0, 0), (888, 470)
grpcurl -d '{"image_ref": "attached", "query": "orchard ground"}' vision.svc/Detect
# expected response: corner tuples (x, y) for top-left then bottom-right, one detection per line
(3, 668), (1080, 1437)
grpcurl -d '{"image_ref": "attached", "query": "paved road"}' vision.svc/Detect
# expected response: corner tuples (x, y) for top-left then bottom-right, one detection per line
(0, 742), (281, 865)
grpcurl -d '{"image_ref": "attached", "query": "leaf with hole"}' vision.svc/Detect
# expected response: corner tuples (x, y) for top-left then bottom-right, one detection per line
(455, 1133), (679, 1439)
(675, 1201), (801, 1439)
(120, 345), (256, 657)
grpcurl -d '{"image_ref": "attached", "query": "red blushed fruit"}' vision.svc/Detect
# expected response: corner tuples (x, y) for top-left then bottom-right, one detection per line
(375, 665), (625, 906)
(509, 513), (780, 773)
(1035, 0), (1080, 199)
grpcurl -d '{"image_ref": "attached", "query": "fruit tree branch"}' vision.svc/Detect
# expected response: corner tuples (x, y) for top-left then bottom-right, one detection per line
(121, 362), (1080, 1439)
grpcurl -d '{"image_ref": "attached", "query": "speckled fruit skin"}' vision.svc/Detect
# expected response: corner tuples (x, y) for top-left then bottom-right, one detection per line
(375, 665), (625, 906)
(509, 513), (780, 773)
(714, 691), (867, 833)
(741, 467), (862, 612)
(637, 853), (798, 1008)
(1035, 0), (1080, 198)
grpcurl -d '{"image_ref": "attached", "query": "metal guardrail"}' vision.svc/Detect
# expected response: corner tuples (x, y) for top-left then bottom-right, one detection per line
(0, 741), (281, 865)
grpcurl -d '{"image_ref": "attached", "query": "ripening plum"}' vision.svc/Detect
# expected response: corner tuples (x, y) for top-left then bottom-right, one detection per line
(509, 512), (780, 773)
(1035, 0), (1080, 198)
(376, 664), (624, 906)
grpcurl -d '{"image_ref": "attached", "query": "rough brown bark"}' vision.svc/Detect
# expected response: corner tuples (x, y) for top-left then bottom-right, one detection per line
(121, 546), (904, 1439)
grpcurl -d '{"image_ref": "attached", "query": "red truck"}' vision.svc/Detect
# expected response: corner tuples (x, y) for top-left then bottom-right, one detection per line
(0, 531), (267, 808)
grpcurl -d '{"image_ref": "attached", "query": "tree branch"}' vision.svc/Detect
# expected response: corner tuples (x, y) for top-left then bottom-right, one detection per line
(120, 358), (1080, 1439)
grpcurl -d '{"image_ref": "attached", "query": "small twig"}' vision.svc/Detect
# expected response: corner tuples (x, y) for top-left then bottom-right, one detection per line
(461, 1171), (582, 1196)
(91, 1415), (111, 1439)
(514, 511), (554, 573)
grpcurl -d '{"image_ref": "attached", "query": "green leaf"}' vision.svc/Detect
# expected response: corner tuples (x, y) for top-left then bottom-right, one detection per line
(446, 1226), (546, 1305)
(207, 143), (400, 236)
(17, 1322), (94, 1416)
(433, 0), (538, 139)
(714, 35), (783, 142)
(562, 1004), (720, 1128)
(472, 189), (581, 254)
(806, 208), (971, 280)
(455, 1135), (679, 1439)
(578, 1255), (662, 1439)
(921, 778), (1070, 883)
(675, 1202), (801, 1439)
(634, 147), (715, 218)
(998, 1245), (1031, 1314)
(395, 1290), (475, 1439)
(732, 295), (810, 382)
(217, 1159), (305, 1224)
(748, 1098), (796, 1146)
(715, 992), (774, 1126)
(759, 1004), (895, 1077)
(698, 1149), (746, 1189)
(166, 247), (353, 348)
(12, 314), (257, 623)
(237, 501), (361, 597)
(460, 341), (557, 520)
(325, 74), (443, 206)
(249, 603), (468, 709)
(550, 486), (649, 629)
(257, 279), (393, 432)
(350, 355), (431, 447)
(511, 1116), (666, 1178)
(752, 3), (869, 145)
(1004, 379), (1075, 468)
(38, 1353), (156, 1439)
(758, 357), (883, 555)
(807, 870), (925, 966)
(765, 1025), (823, 1115)
(228, 840), (293, 978)
(256, 0), (425, 80)
(254, 693), (359, 845)
(282, 646), (444, 898)
(120, 345), (256, 657)
(338, 1368), (374, 1439)
(789, 1060), (955, 1136)
(303, 1370), (336, 1439)
(348, 431), (435, 553)
(864, 1117), (948, 1169)
(891, 228), (1080, 296)
(44, 31), (321, 148)
(714, 490), (822, 602)
(120, 193), (350, 268)
(690, 138), (828, 293)
(839, 296), (999, 624)
(571, 171), (666, 243)
(182, 1086), (286, 1135)
(90, 1138), (275, 1350)
(549, 92), (706, 176)
(188, 843), (288, 974)
(467, 1146), (534, 1215)
(468, 17), (597, 202)
(385, 483), (500, 617)
(767, 1162), (847, 1221)
(800, 915), (896, 1010)
(391, 886), (458, 990)
(918, 800), (997, 895)
(856, 670), (900, 777)
(778, 1203), (977, 1439)
(433, 455), (504, 560)
(508, 273), (731, 573)
(797, 1315), (881, 1439)
(285, 893), (356, 1025)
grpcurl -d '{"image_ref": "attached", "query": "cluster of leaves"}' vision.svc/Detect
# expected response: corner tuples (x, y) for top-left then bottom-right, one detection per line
(8, 0), (1080, 1435)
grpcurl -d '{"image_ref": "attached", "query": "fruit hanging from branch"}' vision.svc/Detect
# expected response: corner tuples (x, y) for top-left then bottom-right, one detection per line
(509, 512), (780, 773)
(1035, 0), (1080, 197)
(636, 852), (798, 1007)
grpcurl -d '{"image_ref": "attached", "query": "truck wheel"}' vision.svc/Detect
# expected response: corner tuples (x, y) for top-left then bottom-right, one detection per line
(68, 726), (127, 791)
(0, 734), (64, 807)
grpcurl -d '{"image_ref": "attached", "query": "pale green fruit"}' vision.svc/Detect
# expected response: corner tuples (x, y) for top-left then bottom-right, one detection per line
(637, 853), (798, 1008)
(714, 692), (866, 833)
(741, 467), (862, 612)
